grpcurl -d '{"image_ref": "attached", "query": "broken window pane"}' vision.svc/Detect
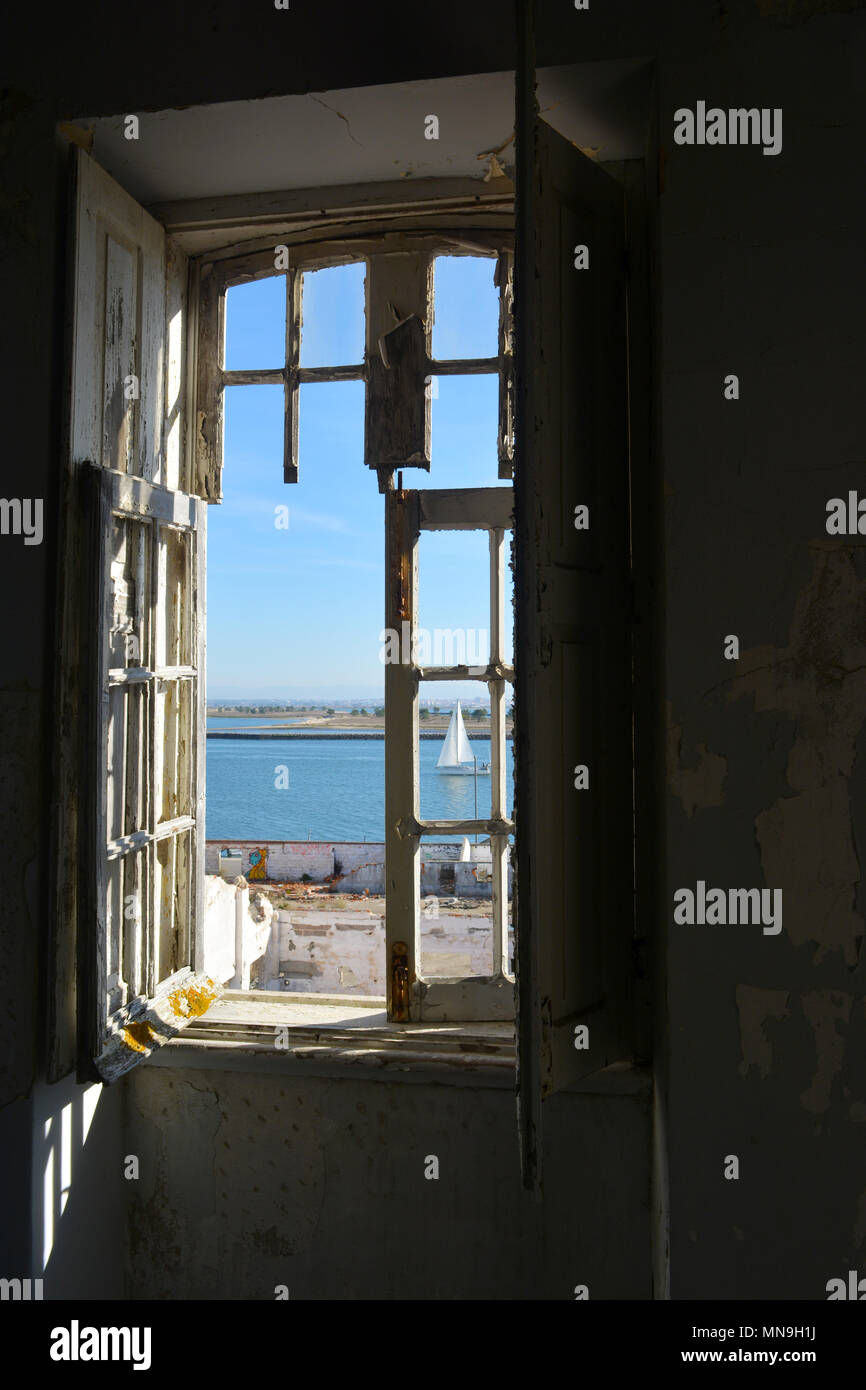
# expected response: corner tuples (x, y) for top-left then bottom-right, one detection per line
(300, 262), (366, 367)
(107, 683), (148, 841)
(156, 678), (193, 824)
(418, 529), (490, 662)
(432, 254), (498, 360)
(155, 829), (191, 983)
(109, 517), (150, 669)
(417, 830), (514, 982)
(297, 378), (365, 471)
(157, 526), (192, 668)
(221, 383), (284, 495)
(224, 276), (286, 370)
(429, 374), (500, 488)
(417, 528), (514, 666)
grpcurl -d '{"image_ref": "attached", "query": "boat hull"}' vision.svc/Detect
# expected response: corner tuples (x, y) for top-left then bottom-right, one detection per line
(436, 765), (491, 776)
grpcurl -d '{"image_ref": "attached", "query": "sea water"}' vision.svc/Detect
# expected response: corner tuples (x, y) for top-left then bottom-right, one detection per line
(205, 735), (514, 842)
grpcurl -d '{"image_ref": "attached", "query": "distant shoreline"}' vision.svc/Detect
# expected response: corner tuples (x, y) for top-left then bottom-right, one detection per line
(207, 729), (509, 740)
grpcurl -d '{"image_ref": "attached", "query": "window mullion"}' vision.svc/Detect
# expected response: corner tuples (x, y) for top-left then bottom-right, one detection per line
(191, 503), (207, 973)
(489, 525), (509, 977)
(146, 520), (159, 999)
(426, 357), (499, 376)
(283, 265), (300, 483)
(384, 488), (420, 1022)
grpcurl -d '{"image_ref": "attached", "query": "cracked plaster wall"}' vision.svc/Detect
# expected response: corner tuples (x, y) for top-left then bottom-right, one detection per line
(124, 1066), (650, 1300)
(662, 1), (866, 1297)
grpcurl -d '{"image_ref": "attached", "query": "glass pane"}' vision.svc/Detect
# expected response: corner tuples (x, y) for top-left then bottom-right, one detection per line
(432, 255), (498, 360)
(109, 516), (150, 668)
(299, 262), (366, 367)
(156, 678), (194, 824)
(224, 276), (286, 370)
(429, 374), (501, 488)
(157, 525), (192, 668)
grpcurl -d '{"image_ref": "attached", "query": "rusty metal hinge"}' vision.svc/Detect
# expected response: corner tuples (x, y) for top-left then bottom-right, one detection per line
(391, 940), (410, 1022)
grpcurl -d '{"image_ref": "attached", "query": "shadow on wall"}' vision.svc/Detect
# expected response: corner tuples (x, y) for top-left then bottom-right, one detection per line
(30, 1073), (125, 1299)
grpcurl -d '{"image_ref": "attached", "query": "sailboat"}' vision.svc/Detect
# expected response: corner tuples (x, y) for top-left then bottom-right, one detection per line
(436, 701), (490, 776)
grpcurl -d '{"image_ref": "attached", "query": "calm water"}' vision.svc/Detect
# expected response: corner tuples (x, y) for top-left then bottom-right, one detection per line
(205, 736), (514, 842)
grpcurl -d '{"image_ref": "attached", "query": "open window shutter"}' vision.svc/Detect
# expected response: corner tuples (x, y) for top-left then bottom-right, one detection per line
(515, 118), (634, 1184)
(66, 149), (220, 1082)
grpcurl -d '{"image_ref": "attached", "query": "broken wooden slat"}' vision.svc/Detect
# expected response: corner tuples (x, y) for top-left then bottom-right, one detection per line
(425, 356), (499, 376)
(367, 313), (429, 469)
(94, 970), (224, 1083)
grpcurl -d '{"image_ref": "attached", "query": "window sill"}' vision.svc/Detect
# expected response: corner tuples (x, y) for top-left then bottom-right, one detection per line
(150, 988), (517, 1085)
(145, 989), (651, 1094)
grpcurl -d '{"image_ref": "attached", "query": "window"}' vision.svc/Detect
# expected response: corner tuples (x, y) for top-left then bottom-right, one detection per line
(54, 108), (638, 1149)
(197, 234), (515, 1021)
(194, 235), (513, 498)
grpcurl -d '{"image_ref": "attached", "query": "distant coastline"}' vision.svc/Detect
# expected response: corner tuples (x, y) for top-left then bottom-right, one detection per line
(207, 728), (509, 740)
(207, 708), (512, 738)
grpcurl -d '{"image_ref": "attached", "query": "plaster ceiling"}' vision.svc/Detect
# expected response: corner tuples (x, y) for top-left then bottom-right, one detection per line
(78, 60), (652, 208)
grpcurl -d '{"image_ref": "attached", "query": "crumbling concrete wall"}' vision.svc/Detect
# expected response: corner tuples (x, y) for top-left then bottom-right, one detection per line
(206, 840), (513, 898)
(266, 908), (514, 993)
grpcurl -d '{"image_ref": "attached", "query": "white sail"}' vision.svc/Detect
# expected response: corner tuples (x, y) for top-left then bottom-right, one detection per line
(436, 701), (475, 768)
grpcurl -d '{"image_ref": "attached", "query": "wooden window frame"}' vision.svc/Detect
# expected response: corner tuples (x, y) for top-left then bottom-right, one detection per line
(81, 466), (215, 1082)
(192, 226), (514, 500)
(52, 148), (222, 1085)
(385, 486), (515, 1023)
(190, 211), (517, 1027)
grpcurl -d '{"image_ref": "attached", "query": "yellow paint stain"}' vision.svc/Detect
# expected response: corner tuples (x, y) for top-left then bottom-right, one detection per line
(122, 1021), (156, 1053)
(168, 979), (218, 1019)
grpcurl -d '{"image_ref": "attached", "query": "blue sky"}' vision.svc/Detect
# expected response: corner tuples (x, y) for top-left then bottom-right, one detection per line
(206, 256), (513, 701)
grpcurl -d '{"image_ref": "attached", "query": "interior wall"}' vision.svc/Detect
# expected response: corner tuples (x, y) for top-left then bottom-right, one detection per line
(124, 1063), (649, 1300)
(659, 1), (866, 1298)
